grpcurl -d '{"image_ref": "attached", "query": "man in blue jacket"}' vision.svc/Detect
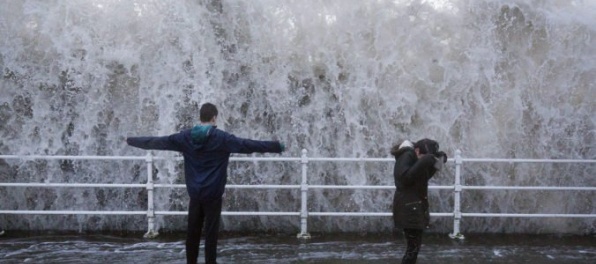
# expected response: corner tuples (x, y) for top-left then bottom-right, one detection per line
(126, 103), (285, 264)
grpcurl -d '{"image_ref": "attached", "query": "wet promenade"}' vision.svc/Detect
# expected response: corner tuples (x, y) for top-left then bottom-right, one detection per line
(1, 232), (594, 263)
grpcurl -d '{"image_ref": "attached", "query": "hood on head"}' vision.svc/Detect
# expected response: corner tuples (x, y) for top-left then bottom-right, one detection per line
(391, 140), (414, 158)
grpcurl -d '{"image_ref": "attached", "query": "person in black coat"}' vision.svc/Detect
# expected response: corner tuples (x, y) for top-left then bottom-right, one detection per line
(390, 138), (447, 264)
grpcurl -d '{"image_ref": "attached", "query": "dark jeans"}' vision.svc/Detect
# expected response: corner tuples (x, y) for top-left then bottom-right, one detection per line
(186, 198), (222, 264)
(402, 228), (423, 264)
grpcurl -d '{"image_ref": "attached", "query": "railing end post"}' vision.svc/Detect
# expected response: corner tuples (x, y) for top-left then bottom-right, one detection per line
(448, 232), (465, 240)
(143, 229), (159, 239)
(297, 232), (311, 239)
(299, 148), (309, 239)
(145, 151), (156, 239)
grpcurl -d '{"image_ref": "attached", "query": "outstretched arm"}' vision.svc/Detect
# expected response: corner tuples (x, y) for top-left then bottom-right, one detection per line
(223, 133), (284, 154)
(126, 133), (186, 152)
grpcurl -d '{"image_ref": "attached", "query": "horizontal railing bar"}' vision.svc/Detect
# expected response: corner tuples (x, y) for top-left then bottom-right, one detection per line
(0, 155), (300, 162)
(308, 212), (454, 217)
(1, 155), (594, 164)
(154, 157), (431, 163)
(3, 210), (593, 218)
(155, 211), (300, 216)
(155, 211), (596, 218)
(0, 155), (437, 163)
(0, 210), (300, 216)
(4, 184), (592, 191)
(308, 185), (453, 190)
(0, 210), (147, 215)
(429, 186), (454, 190)
(222, 212), (300, 216)
(462, 186), (596, 191)
(0, 183), (301, 189)
(227, 184), (301, 189)
(0, 155), (148, 161)
(153, 184), (185, 188)
(309, 185), (393, 190)
(3, 155), (593, 164)
(152, 184), (301, 189)
(309, 212), (391, 216)
(158, 157), (301, 162)
(461, 213), (596, 218)
(461, 158), (596, 163)
(230, 157), (302, 162)
(307, 157), (394, 162)
(0, 183), (146, 188)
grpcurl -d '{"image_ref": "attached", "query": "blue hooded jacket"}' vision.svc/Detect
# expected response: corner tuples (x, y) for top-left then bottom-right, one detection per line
(126, 125), (283, 201)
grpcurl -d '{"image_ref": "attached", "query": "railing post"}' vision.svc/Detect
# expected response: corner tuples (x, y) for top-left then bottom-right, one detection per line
(144, 152), (159, 238)
(449, 149), (465, 239)
(297, 149), (311, 239)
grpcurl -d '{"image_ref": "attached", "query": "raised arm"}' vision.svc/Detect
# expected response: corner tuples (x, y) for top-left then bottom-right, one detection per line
(395, 151), (436, 186)
(223, 133), (283, 154)
(126, 132), (186, 152)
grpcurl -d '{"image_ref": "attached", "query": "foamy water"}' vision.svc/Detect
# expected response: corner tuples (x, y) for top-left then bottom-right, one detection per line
(0, 0), (594, 233)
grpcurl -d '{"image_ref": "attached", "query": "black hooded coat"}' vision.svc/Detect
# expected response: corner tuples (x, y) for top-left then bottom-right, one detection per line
(391, 144), (439, 230)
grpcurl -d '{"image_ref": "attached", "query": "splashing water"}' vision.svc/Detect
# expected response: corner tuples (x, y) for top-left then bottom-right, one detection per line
(0, 0), (594, 233)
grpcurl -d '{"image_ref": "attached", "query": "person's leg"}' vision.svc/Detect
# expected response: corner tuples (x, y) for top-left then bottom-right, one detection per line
(401, 228), (423, 264)
(203, 198), (222, 264)
(392, 193), (401, 238)
(186, 198), (205, 264)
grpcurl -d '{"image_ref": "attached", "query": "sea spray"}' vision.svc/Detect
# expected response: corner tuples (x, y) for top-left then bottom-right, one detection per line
(0, 0), (594, 234)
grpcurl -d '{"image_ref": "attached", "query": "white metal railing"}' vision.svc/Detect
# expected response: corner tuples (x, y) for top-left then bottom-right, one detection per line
(0, 150), (595, 239)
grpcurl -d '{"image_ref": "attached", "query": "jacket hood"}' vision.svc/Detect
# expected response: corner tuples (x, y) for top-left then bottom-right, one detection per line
(390, 140), (414, 158)
(190, 125), (214, 148)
